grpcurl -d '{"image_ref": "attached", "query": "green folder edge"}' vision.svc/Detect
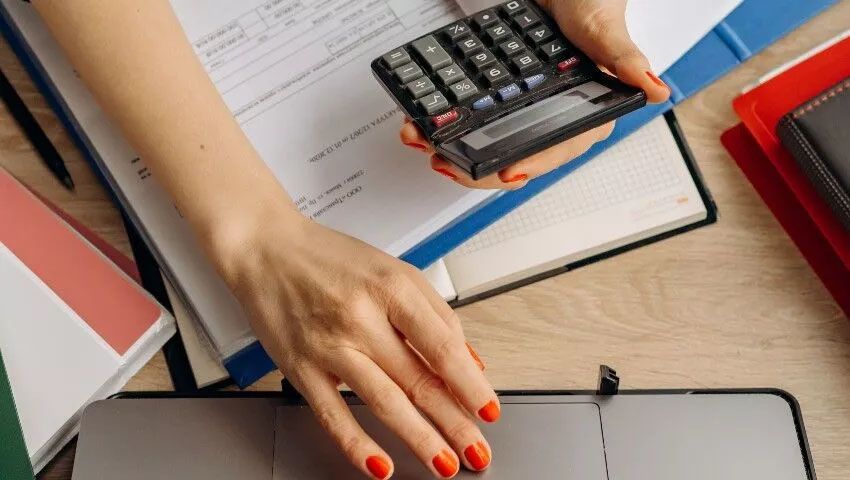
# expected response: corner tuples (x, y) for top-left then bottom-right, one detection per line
(0, 351), (35, 480)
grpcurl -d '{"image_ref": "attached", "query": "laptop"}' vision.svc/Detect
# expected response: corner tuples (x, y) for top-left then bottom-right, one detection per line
(71, 390), (814, 479)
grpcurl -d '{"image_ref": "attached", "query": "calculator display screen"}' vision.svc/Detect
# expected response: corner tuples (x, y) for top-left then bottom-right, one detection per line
(460, 81), (613, 151)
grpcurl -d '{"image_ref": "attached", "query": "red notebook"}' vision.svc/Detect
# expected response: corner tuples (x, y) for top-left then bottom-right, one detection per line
(722, 124), (850, 316)
(732, 33), (850, 268)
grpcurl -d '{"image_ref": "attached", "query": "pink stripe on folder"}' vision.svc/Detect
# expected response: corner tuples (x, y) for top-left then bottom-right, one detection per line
(0, 170), (160, 355)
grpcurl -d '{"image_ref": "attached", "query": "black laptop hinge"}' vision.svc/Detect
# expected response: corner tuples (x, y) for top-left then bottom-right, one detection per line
(597, 364), (620, 395)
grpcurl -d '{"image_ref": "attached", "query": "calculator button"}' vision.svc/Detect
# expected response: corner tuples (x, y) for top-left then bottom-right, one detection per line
(512, 11), (540, 31)
(469, 49), (498, 71)
(471, 9), (499, 30)
(481, 62), (512, 86)
(526, 25), (554, 46)
(418, 91), (449, 115)
(484, 22), (512, 45)
(443, 21), (471, 43)
(432, 109), (459, 128)
(394, 62), (423, 83)
(472, 95), (496, 110)
(522, 73), (546, 90)
(383, 48), (411, 69)
(456, 35), (485, 58)
(497, 83), (522, 101)
(498, 38), (526, 57)
(449, 78), (479, 102)
(540, 39), (569, 61)
(435, 63), (466, 87)
(406, 77), (436, 98)
(557, 56), (581, 72)
(500, 0), (526, 16)
(411, 35), (453, 71)
(511, 52), (540, 73)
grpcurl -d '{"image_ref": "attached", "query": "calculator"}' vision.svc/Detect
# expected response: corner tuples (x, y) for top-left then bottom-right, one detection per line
(372, 0), (647, 179)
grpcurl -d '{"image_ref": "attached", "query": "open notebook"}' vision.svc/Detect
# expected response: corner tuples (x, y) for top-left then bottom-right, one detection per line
(425, 113), (714, 303)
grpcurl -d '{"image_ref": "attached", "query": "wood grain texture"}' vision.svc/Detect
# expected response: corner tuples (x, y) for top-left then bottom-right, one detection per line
(2, 1), (848, 478)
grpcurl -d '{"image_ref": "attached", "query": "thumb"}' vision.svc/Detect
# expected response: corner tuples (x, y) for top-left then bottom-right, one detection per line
(547, 2), (670, 104)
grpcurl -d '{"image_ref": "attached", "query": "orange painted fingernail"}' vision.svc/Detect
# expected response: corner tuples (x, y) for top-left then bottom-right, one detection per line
(478, 400), (501, 422)
(645, 71), (668, 89)
(432, 450), (459, 478)
(433, 167), (458, 180)
(466, 343), (485, 370)
(404, 141), (427, 151)
(498, 171), (528, 183)
(464, 441), (491, 471)
(366, 456), (390, 479)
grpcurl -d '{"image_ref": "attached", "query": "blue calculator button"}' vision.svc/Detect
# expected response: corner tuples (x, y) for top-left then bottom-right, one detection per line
(497, 83), (521, 101)
(472, 95), (495, 110)
(523, 73), (545, 90)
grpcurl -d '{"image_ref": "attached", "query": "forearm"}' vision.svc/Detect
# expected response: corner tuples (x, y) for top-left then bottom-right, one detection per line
(31, 0), (303, 257)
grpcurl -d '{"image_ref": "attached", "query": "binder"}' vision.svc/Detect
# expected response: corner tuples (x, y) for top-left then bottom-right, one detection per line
(0, 0), (837, 387)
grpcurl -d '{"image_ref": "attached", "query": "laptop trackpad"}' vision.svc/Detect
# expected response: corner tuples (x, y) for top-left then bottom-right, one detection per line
(274, 402), (607, 479)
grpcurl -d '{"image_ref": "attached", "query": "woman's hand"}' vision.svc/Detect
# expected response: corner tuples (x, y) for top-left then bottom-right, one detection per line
(400, 0), (671, 190)
(213, 206), (497, 479)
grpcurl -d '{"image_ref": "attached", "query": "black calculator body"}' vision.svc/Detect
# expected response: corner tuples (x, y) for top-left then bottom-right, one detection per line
(372, 0), (647, 179)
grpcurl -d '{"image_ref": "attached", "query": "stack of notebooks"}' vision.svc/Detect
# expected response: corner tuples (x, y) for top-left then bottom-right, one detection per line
(0, 167), (175, 472)
(0, 0), (838, 388)
(722, 32), (850, 316)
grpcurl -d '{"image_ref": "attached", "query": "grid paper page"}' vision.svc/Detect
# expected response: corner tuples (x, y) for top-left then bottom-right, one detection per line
(455, 117), (683, 255)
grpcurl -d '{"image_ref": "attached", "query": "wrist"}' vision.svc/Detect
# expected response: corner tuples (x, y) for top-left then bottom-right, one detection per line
(196, 188), (309, 282)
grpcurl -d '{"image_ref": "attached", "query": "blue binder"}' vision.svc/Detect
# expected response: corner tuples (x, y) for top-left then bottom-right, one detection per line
(0, 0), (837, 387)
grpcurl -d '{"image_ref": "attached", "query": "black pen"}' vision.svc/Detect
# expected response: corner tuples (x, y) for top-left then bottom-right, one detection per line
(0, 68), (74, 191)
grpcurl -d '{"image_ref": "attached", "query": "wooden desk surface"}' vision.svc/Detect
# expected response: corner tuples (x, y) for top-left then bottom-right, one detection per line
(2, 2), (849, 478)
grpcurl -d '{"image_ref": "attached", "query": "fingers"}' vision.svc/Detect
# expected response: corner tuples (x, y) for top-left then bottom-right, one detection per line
(334, 350), (462, 478)
(495, 121), (614, 183)
(547, 1), (670, 103)
(431, 154), (529, 190)
(288, 365), (394, 480)
(399, 120), (435, 154)
(381, 277), (500, 423)
(370, 324), (492, 472)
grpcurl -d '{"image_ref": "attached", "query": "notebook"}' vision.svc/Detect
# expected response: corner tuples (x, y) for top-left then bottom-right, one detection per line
(0, 0), (834, 387)
(732, 32), (850, 268)
(433, 113), (712, 303)
(0, 167), (175, 471)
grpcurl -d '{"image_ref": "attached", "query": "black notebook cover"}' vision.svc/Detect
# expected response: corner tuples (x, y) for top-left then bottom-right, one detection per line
(777, 76), (850, 232)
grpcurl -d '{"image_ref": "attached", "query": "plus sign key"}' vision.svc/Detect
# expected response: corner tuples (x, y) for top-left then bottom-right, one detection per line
(411, 35), (452, 71)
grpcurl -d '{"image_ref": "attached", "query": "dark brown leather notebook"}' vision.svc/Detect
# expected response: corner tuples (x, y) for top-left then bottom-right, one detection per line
(777, 77), (850, 232)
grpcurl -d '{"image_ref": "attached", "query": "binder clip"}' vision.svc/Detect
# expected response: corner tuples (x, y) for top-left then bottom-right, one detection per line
(597, 365), (620, 395)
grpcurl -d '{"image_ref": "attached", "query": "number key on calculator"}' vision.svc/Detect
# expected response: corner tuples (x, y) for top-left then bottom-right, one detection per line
(371, 0), (647, 180)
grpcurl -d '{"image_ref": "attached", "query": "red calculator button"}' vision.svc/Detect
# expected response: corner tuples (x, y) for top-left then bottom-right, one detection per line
(432, 109), (459, 128)
(557, 56), (580, 72)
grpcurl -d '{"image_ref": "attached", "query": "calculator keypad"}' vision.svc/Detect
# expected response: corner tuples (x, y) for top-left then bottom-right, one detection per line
(376, 0), (590, 125)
